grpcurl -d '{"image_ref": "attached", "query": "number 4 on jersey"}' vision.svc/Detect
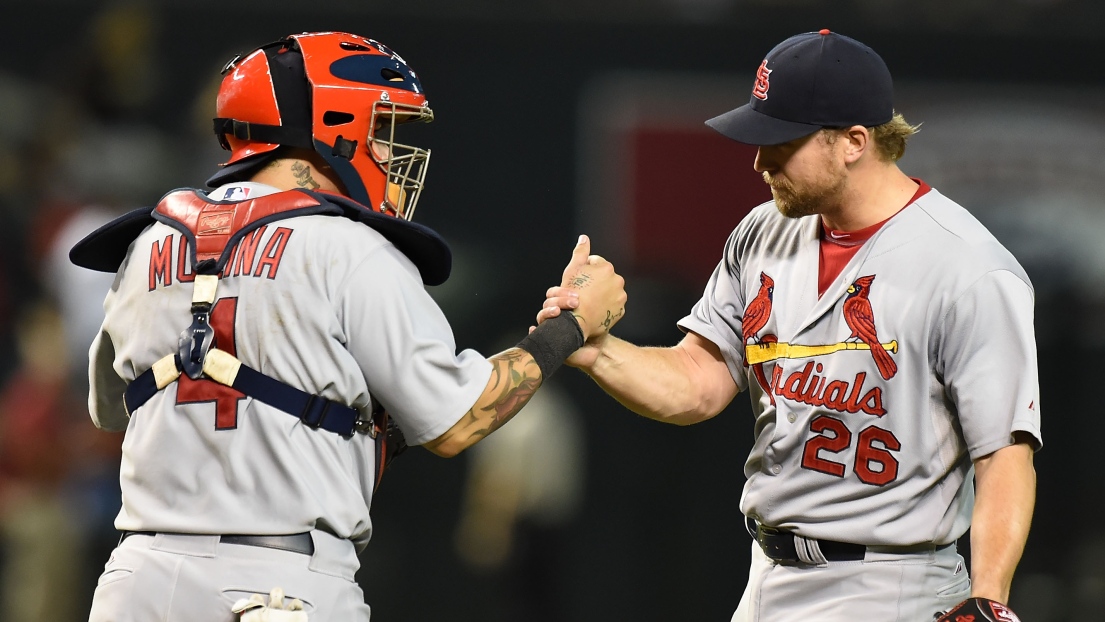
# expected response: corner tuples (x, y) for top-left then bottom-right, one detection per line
(176, 298), (245, 429)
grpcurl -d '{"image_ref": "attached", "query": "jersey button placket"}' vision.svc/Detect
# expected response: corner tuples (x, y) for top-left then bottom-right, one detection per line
(771, 464), (782, 474)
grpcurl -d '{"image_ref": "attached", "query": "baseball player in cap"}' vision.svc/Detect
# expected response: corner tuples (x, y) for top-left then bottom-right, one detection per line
(71, 31), (625, 621)
(539, 30), (1038, 621)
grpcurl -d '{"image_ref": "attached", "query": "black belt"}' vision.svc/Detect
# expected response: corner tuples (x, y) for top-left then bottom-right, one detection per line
(119, 531), (315, 556)
(749, 518), (865, 562)
(746, 518), (949, 563)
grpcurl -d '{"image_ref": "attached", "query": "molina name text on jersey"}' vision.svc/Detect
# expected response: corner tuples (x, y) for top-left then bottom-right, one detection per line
(147, 226), (294, 291)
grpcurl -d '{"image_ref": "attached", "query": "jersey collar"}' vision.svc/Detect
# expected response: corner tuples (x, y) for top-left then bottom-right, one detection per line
(821, 178), (931, 246)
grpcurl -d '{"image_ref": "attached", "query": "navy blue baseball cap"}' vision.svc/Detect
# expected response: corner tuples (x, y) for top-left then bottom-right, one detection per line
(706, 30), (893, 146)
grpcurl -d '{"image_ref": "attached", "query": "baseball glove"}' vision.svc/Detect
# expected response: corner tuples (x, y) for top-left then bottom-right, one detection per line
(371, 406), (407, 492)
(231, 587), (308, 621)
(936, 597), (1021, 622)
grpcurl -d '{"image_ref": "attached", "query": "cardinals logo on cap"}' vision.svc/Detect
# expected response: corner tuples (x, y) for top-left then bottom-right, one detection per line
(752, 60), (772, 100)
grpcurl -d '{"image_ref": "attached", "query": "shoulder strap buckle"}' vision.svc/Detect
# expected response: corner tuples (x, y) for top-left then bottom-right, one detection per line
(177, 273), (219, 380)
(178, 305), (214, 380)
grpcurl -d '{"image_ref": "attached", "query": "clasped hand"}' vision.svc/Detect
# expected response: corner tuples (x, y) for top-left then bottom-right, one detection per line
(534, 235), (626, 366)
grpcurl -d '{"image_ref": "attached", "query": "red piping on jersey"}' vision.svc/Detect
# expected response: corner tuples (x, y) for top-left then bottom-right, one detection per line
(817, 179), (930, 298)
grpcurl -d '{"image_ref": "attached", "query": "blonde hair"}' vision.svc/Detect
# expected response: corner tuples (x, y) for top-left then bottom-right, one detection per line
(822, 112), (921, 162)
(868, 112), (920, 162)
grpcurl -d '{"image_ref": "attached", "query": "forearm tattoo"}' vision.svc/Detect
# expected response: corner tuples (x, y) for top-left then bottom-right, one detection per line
(457, 348), (542, 443)
(290, 162), (322, 189)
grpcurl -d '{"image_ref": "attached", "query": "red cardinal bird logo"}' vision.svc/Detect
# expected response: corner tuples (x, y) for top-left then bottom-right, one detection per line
(843, 275), (897, 380)
(743, 272), (776, 400)
(743, 272), (774, 344)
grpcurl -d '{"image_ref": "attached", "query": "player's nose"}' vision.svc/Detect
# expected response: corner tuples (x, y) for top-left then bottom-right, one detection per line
(753, 147), (773, 173)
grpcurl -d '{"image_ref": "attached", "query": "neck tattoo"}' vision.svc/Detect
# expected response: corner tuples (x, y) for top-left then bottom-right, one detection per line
(290, 162), (321, 190)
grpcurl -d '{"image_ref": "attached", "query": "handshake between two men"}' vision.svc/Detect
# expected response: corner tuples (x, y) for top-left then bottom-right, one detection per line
(530, 234), (626, 374)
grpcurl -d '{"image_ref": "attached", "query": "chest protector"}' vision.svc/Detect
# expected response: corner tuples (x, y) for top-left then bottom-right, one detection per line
(71, 188), (454, 489)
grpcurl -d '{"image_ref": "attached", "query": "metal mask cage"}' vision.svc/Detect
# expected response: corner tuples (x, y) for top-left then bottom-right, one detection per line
(368, 101), (434, 220)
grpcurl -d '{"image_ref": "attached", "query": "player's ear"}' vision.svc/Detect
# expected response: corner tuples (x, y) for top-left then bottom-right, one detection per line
(841, 125), (869, 164)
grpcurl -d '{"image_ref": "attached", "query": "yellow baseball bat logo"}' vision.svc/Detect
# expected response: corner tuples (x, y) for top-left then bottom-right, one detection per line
(746, 340), (899, 366)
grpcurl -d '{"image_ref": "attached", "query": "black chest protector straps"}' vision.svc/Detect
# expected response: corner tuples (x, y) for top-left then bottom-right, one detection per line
(71, 188), (449, 488)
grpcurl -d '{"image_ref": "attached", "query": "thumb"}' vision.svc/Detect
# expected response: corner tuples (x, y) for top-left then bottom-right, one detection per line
(568, 234), (591, 270)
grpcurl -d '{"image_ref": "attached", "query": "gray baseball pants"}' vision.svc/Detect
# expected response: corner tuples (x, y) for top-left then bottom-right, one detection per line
(88, 531), (371, 621)
(732, 540), (971, 621)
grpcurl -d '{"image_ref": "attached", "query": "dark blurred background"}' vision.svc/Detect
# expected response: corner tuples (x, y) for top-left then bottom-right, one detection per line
(1, 1), (1102, 620)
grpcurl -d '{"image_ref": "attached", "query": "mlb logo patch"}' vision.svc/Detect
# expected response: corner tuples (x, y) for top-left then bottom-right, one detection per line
(223, 186), (252, 200)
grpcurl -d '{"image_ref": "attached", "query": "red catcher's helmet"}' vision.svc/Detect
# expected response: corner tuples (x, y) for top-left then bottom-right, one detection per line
(211, 32), (433, 220)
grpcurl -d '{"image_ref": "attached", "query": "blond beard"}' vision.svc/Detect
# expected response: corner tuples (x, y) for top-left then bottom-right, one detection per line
(764, 166), (847, 219)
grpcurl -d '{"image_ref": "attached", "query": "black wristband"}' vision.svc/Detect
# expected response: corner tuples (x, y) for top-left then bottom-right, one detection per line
(515, 313), (586, 380)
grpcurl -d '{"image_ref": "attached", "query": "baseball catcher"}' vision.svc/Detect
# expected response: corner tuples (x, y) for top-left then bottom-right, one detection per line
(75, 31), (625, 621)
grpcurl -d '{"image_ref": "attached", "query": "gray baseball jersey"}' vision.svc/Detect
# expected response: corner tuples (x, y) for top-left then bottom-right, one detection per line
(88, 182), (491, 550)
(678, 186), (1042, 547)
